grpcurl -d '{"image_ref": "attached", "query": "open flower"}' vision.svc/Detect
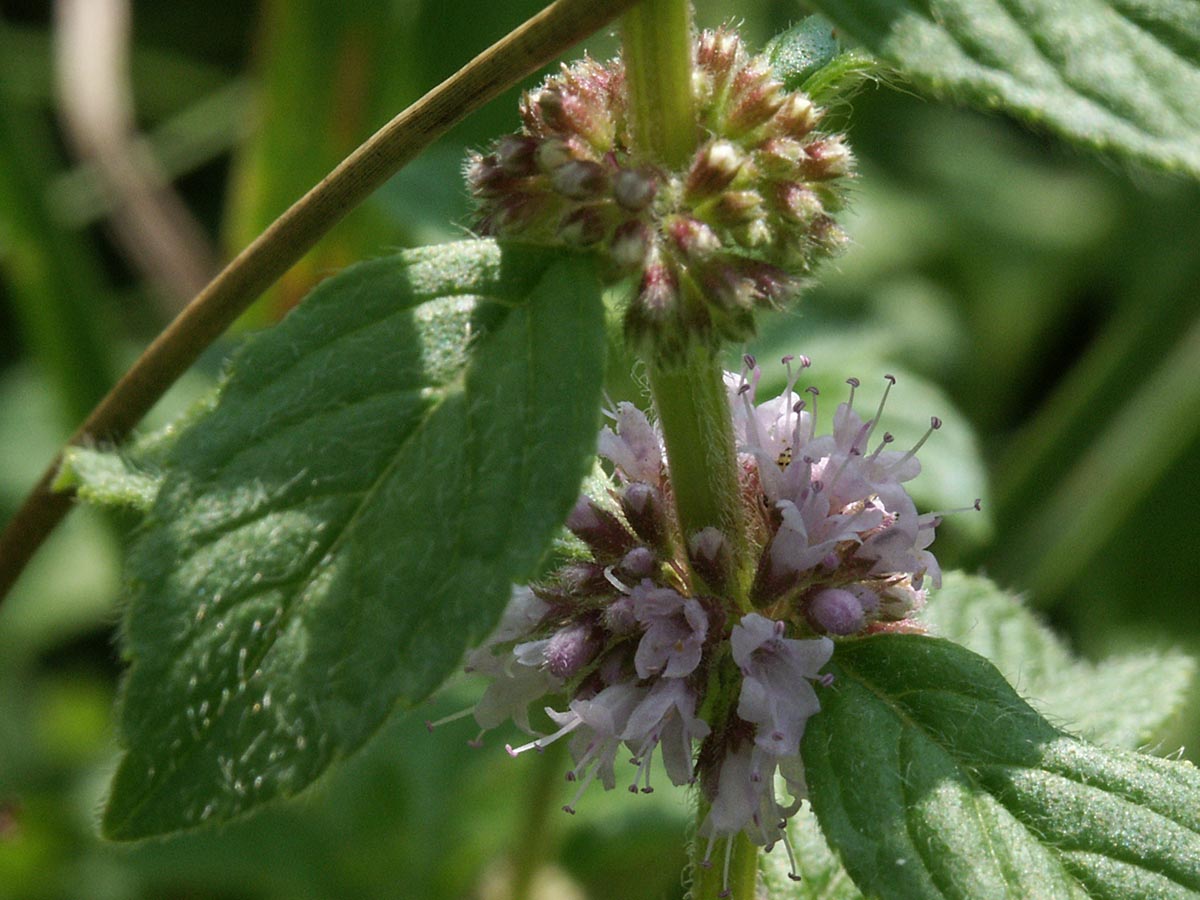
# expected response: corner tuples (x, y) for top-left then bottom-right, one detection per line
(431, 353), (973, 894)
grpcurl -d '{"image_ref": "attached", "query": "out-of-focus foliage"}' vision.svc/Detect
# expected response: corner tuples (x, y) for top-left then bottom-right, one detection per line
(0, 0), (1196, 897)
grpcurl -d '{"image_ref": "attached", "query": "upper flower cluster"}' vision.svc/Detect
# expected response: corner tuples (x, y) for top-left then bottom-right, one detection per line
(466, 29), (853, 360)
(438, 358), (968, 895)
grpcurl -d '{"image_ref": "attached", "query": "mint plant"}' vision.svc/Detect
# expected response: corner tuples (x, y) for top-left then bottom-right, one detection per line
(1, 1), (1198, 899)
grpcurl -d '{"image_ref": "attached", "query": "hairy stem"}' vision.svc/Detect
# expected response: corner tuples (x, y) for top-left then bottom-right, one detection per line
(0, 0), (639, 605)
(690, 814), (759, 900)
(622, 0), (696, 168)
(622, 0), (748, 596)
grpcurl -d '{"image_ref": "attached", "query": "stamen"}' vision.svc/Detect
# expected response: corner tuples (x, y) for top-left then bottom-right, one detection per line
(917, 498), (982, 525)
(866, 431), (895, 463)
(424, 707), (474, 732)
(505, 712), (581, 757)
(804, 386), (820, 442)
(782, 830), (803, 882)
(845, 376), (860, 414)
(862, 374), (896, 447)
(719, 837), (735, 898)
(892, 415), (942, 467)
(562, 764), (600, 814)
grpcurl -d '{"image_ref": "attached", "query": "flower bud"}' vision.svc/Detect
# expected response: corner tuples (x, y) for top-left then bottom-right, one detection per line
(495, 135), (540, 176)
(610, 220), (652, 271)
(613, 167), (658, 211)
(545, 621), (602, 678)
(558, 207), (607, 246)
(807, 588), (866, 635)
(535, 137), (574, 173)
(686, 140), (744, 197)
(566, 496), (635, 560)
(688, 527), (733, 594)
(551, 159), (609, 200)
(621, 482), (669, 552)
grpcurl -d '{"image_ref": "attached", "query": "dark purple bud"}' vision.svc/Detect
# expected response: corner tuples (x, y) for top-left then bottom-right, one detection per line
(807, 588), (866, 635)
(495, 135), (540, 176)
(551, 159), (609, 200)
(616, 546), (657, 581)
(613, 167), (658, 211)
(620, 482), (669, 552)
(688, 527), (733, 594)
(466, 155), (515, 199)
(558, 207), (607, 246)
(534, 137), (574, 173)
(545, 622), (601, 678)
(610, 220), (651, 271)
(566, 496), (635, 560)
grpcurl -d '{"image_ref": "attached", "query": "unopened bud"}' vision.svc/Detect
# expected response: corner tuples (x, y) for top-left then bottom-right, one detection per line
(727, 62), (784, 135)
(688, 527), (733, 594)
(558, 207), (607, 246)
(566, 496), (635, 559)
(776, 182), (823, 224)
(535, 138), (574, 173)
(776, 93), (817, 137)
(616, 546), (657, 581)
(801, 137), (853, 180)
(613, 167), (658, 211)
(667, 216), (721, 260)
(621, 482), (669, 552)
(495, 135), (539, 176)
(807, 588), (866, 635)
(712, 190), (764, 226)
(686, 140), (744, 197)
(545, 621), (601, 678)
(551, 159), (609, 200)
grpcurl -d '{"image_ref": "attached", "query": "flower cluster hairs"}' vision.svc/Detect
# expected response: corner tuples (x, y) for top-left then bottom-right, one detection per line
(466, 28), (853, 360)
(433, 356), (976, 895)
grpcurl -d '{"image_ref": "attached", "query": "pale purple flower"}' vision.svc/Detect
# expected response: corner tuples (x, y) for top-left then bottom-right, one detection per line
(633, 583), (709, 679)
(622, 677), (710, 789)
(599, 402), (664, 486)
(732, 613), (832, 757)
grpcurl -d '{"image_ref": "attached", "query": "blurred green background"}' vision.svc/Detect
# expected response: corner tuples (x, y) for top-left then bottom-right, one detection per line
(1, 0), (1197, 898)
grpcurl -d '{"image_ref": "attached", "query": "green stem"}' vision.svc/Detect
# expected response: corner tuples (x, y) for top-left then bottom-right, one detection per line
(509, 741), (565, 897)
(622, 0), (696, 168)
(622, 0), (747, 596)
(690, 815), (759, 900)
(647, 348), (747, 602)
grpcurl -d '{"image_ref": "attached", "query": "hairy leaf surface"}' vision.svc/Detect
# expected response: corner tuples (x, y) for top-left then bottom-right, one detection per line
(802, 635), (1200, 899)
(806, 0), (1200, 177)
(103, 241), (606, 839)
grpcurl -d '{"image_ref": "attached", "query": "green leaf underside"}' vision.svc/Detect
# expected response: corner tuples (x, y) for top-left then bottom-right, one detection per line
(56, 446), (161, 512)
(103, 240), (605, 839)
(803, 635), (1200, 899)
(805, 0), (1200, 178)
(921, 573), (1196, 751)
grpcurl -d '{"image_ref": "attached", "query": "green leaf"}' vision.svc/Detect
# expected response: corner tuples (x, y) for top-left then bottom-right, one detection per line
(766, 15), (879, 104)
(55, 447), (162, 512)
(921, 572), (1196, 750)
(803, 634), (1200, 899)
(805, 0), (1200, 178)
(102, 240), (606, 840)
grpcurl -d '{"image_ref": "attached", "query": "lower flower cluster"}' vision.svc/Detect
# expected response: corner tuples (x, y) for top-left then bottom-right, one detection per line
(436, 357), (970, 894)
